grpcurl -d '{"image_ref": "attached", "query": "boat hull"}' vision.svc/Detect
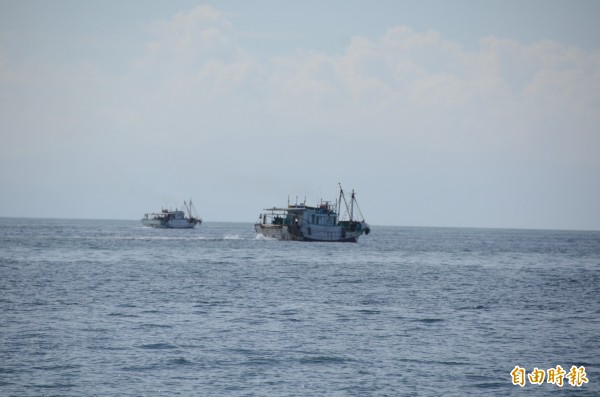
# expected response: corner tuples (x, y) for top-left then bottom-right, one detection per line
(254, 223), (362, 242)
(141, 219), (201, 229)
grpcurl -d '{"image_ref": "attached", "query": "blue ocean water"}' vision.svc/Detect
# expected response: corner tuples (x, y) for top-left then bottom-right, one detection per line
(1, 218), (599, 396)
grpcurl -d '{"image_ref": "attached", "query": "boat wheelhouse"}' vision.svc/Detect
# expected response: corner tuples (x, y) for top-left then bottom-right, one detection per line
(255, 185), (370, 242)
(141, 199), (202, 229)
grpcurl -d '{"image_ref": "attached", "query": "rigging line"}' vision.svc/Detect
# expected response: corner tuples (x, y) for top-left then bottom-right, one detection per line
(354, 198), (365, 221)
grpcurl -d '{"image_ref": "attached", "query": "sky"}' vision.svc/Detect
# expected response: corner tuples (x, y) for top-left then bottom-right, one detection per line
(1, 0), (599, 230)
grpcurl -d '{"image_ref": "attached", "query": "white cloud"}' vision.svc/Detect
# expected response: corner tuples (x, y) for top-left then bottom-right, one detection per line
(259, 25), (600, 163)
(120, 6), (600, 160)
(134, 5), (239, 75)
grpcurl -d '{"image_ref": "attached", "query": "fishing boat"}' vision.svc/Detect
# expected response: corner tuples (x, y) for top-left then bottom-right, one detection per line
(255, 185), (370, 242)
(141, 199), (202, 229)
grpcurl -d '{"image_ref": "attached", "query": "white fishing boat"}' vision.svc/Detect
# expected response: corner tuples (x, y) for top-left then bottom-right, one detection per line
(255, 185), (370, 242)
(141, 199), (202, 229)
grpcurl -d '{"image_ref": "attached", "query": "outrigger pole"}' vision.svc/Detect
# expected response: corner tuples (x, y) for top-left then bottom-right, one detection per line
(338, 183), (343, 219)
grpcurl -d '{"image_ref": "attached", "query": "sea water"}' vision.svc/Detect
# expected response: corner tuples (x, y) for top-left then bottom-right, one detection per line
(1, 218), (599, 396)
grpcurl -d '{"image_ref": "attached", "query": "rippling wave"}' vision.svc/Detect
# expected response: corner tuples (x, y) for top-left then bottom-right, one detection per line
(1, 219), (599, 396)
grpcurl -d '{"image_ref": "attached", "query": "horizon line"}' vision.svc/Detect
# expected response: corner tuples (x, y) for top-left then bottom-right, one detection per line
(0, 216), (598, 233)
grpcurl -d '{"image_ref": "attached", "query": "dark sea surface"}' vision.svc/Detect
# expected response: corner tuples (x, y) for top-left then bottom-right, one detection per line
(1, 218), (599, 396)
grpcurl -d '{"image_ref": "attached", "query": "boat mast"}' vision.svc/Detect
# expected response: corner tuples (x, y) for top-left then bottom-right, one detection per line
(350, 190), (355, 222)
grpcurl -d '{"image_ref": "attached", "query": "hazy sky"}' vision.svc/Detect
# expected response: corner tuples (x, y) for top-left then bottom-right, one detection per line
(1, 1), (599, 230)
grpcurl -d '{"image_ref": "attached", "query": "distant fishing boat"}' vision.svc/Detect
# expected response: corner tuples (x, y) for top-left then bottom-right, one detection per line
(141, 199), (202, 229)
(255, 185), (370, 242)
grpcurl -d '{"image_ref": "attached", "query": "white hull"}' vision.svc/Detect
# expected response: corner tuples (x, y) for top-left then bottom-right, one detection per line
(142, 199), (202, 229)
(141, 218), (201, 229)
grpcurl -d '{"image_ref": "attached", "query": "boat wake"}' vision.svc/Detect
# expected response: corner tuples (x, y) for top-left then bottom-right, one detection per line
(223, 234), (243, 240)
